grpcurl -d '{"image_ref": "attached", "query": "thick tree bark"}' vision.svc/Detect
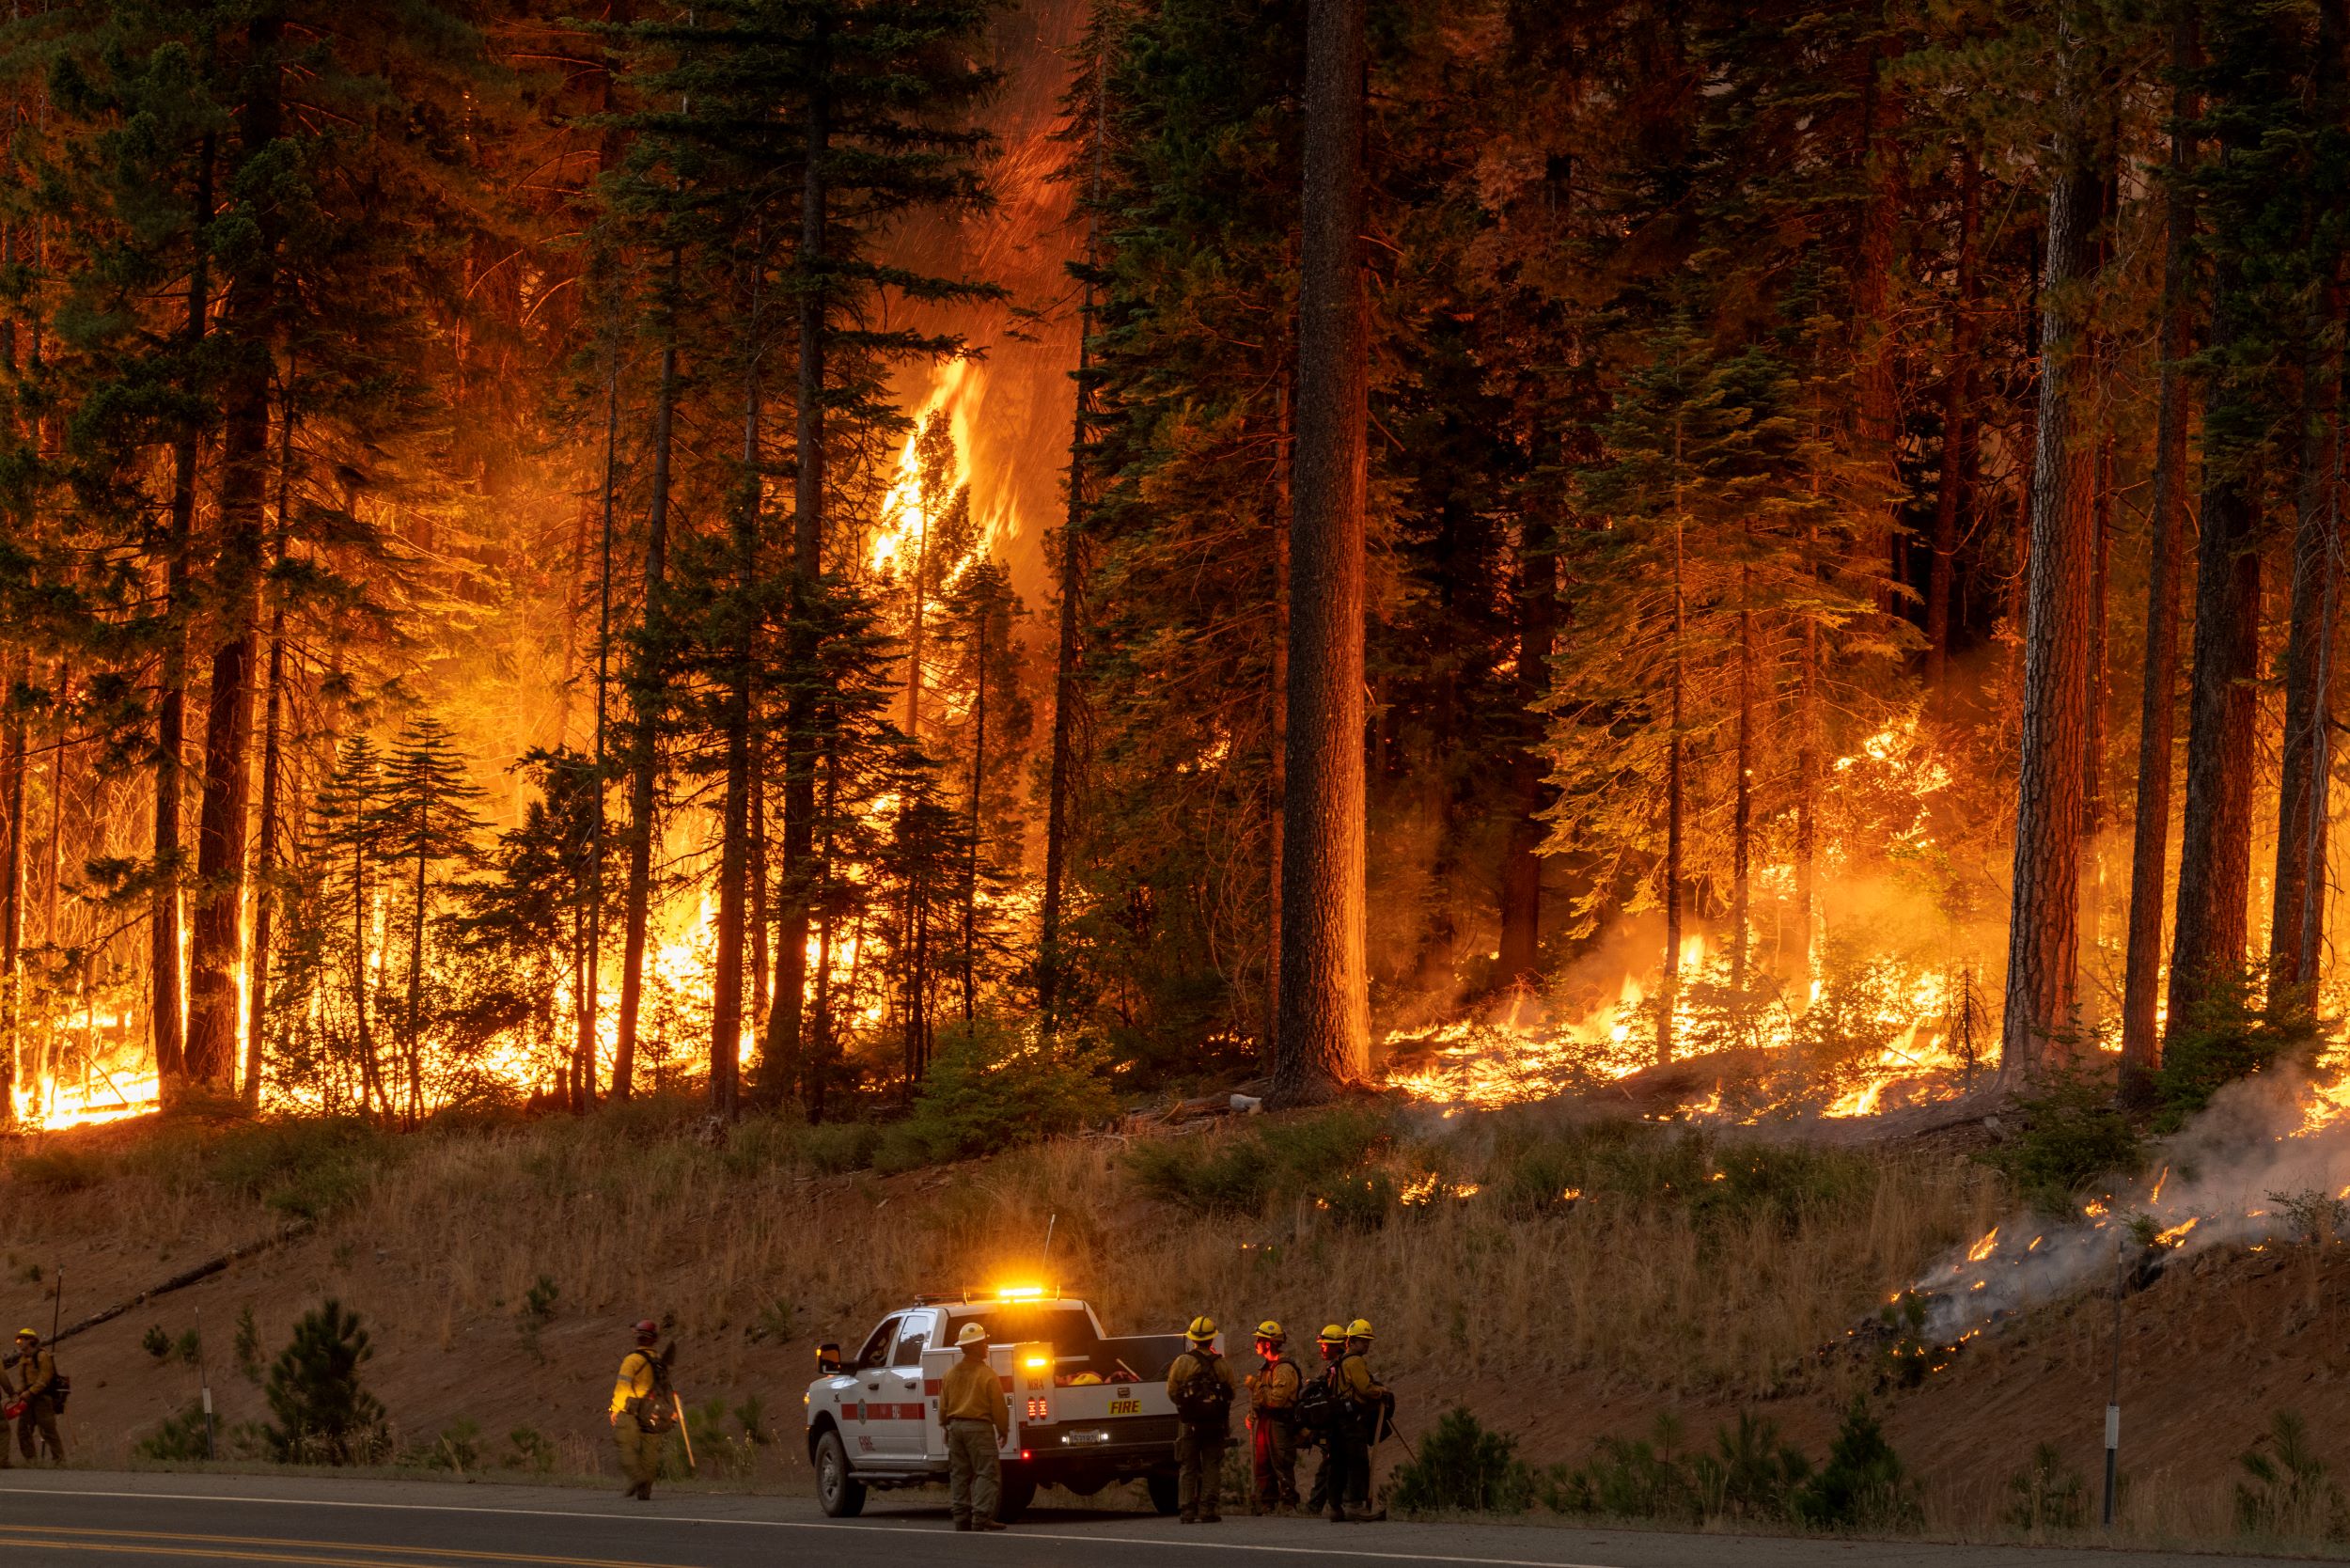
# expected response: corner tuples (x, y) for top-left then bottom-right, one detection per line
(1998, 102), (2103, 1079)
(152, 134), (214, 1090)
(1926, 148), (1981, 715)
(962, 615), (984, 1024)
(582, 359), (619, 1114)
(244, 373), (295, 1109)
(614, 249), (682, 1103)
(1, 656), (24, 1106)
(2121, 0), (2199, 1095)
(1794, 612), (1819, 994)
(1854, 55), (1905, 607)
(1657, 515), (1684, 1066)
(710, 357), (761, 1122)
(187, 19), (286, 1090)
(2269, 288), (2342, 994)
(1732, 554), (1753, 996)
(1271, 0), (1370, 1105)
(765, 31), (831, 1105)
(1497, 513), (1555, 989)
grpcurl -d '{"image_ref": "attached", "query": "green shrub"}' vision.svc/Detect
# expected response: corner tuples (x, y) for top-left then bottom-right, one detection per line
(142, 1325), (172, 1360)
(1981, 1068), (2144, 1215)
(405, 1418), (484, 1472)
(1124, 1106), (1396, 1218)
(209, 1119), (397, 1217)
(1491, 1119), (1873, 1231)
(2236, 1410), (2342, 1538)
(1556, 1412), (1699, 1522)
(2160, 975), (2327, 1133)
(1692, 1411), (1811, 1523)
(12, 1148), (102, 1192)
(876, 1021), (1115, 1170)
(797, 1121), (881, 1175)
(235, 1307), (264, 1384)
(522, 1276), (559, 1323)
(135, 1402), (215, 1462)
(263, 1299), (390, 1466)
(505, 1426), (556, 1472)
(1389, 1407), (1537, 1516)
(2006, 1441), (2087, 1532)
(1793, 1399), (1918, 1530)
(1125, 1137), (1275, 1215)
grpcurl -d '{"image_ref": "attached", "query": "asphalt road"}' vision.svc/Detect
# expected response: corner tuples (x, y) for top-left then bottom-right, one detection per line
(0, 1470), (2312, 1567)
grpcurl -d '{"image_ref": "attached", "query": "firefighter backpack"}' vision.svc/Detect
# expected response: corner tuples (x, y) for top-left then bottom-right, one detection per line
(1292, 1372), (1340, 1434)
(628, 1346), (678, 1434)
(1173, 1355), (1232, 1427)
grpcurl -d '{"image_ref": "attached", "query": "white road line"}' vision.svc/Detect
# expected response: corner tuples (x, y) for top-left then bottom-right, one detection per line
(0, 1486), (1628, 1568)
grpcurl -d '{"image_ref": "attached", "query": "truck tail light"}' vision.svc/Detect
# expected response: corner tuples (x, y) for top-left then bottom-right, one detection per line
(1026, 1396), (1049, 1419)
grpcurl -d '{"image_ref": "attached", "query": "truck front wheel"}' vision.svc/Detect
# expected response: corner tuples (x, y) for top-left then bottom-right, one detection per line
(815, 1430), (867, 1518)
(995, 1467), (1038, 1523)
(1145, 1472), (1180, 1516)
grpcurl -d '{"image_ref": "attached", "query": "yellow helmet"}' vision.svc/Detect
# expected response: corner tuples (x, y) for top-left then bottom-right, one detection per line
(1345, 1318), (1373, 1341)
(1186, 1315), (1217, 1341)
(13, 1328), (35, 1341)
(956, 1323), (990, 1346)
(1318, 1323), (1345, 1341)
(1255, 1319), (1285, 1341)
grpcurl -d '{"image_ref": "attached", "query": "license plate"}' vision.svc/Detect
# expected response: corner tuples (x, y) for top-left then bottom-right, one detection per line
(1061, 1430), (1111, 1446)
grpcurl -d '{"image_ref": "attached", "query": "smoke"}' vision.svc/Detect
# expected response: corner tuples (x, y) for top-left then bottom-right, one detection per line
(1911, 1068), (2350, 1341)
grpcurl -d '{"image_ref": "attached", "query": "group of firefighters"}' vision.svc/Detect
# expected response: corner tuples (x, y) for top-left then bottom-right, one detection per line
(1163, 1315), (1391, 1526)
(1, 1326), (66, 1466)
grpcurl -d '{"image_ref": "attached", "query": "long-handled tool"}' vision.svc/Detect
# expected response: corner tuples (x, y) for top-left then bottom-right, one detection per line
(672, 1391), (697, 1476)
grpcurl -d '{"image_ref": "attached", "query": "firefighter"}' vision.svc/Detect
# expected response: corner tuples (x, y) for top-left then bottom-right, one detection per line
(1326, 1318), (1390, 1523)
(940, 1323), (1009, 1531)
(1303, 1323), (1346, 1515)
(1245, 1320), (1302, 1514)
(12, 1329), (62, 1465)
(607, 1319), (668, 1500)
(1165, 1315), (1239, 1524)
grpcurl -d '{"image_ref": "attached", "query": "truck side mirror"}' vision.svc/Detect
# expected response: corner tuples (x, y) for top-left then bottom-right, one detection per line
(817, 1342), (842, 1374)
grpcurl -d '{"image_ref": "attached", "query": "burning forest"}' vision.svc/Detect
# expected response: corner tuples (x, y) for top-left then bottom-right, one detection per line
(2, 0), (2350, 1376)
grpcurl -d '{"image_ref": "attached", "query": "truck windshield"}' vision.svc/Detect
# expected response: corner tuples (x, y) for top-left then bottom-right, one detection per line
(944, 1306), (1099, 1358)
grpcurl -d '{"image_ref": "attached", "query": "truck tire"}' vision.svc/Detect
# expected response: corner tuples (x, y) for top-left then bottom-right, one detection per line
(996, 1468), (1038, 1523)
(1146, 1472), (1180, 1516)
(815, 1429), (867, 1518)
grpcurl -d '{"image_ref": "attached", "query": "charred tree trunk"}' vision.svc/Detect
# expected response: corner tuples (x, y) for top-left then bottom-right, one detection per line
(186, 21), (286, 1090)
(1854, 55), (1905, 608)
(2121, 0), (2200, 1096)
(1657, 512), (1684, 1066)
(1732, 552), (1754, 996)
(1795, 609), (1819, 993)
(1271, 0), (1370, 1105)
(1496, 511), (1555, 991)
(152, 133), (214, 1090)
(710, 350), (762, 1124)
(615, 248), (682, 1104)
(764, 30), (831, 1105)
(1, 655), (24, 1101)
(581, 358), (619, 1114)
(2169, 276), (2264, 1037)
(244, 369), (296, 1109)
(1998, 84), (2103, 1079)
(2270, 282), (2344, 996)
(962, 614), (985, 1025)
(1927, 148), (1982, 716)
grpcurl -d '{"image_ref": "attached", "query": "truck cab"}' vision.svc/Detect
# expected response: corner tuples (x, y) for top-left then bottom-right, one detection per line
(806, 1287), (1193, 1520)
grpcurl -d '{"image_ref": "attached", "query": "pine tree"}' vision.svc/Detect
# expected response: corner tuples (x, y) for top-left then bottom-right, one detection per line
(377, 714), (485, 1123)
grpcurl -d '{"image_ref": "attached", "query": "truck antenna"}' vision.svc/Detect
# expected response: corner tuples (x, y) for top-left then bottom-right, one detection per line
(1041, 1213), (1058, 1279)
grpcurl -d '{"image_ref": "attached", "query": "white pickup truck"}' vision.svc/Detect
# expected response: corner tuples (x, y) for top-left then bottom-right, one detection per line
(805, 1288), (1194, 1520)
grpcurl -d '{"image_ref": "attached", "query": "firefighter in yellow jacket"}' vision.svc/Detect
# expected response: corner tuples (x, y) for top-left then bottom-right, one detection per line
(1325, 1318), (1390, 1522)
(608, 1320), (666, 1500)
(1166, 1316), (1240, 1524)
(940, 1323), (1010, 1531)
(1246, 1321), (1302, 1513)
(11, 1329), (63, 1465)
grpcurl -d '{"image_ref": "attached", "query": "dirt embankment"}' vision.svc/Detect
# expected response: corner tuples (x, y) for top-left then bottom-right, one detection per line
(0, 1103), (2339, 1544)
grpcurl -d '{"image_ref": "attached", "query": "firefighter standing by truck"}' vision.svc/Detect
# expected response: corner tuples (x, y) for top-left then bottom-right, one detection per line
(1324, 1318), (1391, 1522)
(1245, 1321), (1302, 1513)
(1166, 1316), (1239, 1524)
(941, 1322), (1010, 1531)
(608, 1320), (674, 1500)
(10, 1328), (64, 1465)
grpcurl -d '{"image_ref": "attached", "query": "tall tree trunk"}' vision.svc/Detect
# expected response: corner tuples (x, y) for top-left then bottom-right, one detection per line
(764, 25), (830, 1105)
(583, 357), (619, 1114)
(2121, 0), (2200, 1097)
(963, 614), (985, 1025)
(244, 367), (296, 1109)
(615, 248), (682, 1103)
(188, 20), (286, 1090)
(1927, 148), (1982, 716)
(1998, 71), (2103, 1079)
(1497, 511), (1555, 990)
(710, 351), (762, 1123)
(1732, 551), (1753, 996)
(1039, 45), (1106, 1032)
(2168, 283), (2264, 1037)
(1, 655), (24, 1108)
(1795, 603), (1819, 995)
(1657, 511), (1684, 1066)
(2270, 286), (2344, 995)
(1855, 50), (1905, 607)
(152, 133), (214, 1090)
(406, 810), (426, 1125)
(1271, 0), (1370, 1105)
(352, 783), (376, 1118)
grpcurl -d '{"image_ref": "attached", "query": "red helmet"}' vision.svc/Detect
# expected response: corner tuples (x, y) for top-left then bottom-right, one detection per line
(634, 1318), (658, 1340)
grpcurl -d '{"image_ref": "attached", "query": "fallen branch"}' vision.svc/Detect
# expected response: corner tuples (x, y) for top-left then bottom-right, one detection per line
(1, 1223), (309, 1371)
